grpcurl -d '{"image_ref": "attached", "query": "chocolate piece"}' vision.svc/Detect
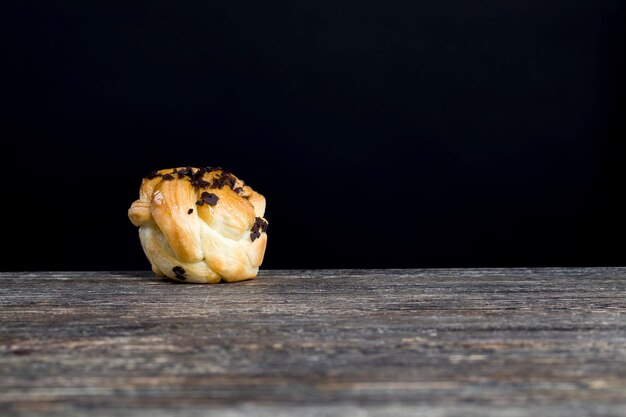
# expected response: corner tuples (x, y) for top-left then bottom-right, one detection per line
(145, 171), (161, 180)
(190, 178), (210, 188)
(172, 265), (187, 280)
(254, 217), (268, 233)
(223, 174), (236, 189)
(250, 231), (261, 242)
(192, 168), (206, 179)
(211, 172), (237, 190)
(196, 191), (219, 206)
(202, 192), (219, 205)
(161, 174), (175, 181)
(187, 208), (193, 214)
(177, 166), (194, 178)
(190, 167), (211, 188)
(233, 187), (243, 194)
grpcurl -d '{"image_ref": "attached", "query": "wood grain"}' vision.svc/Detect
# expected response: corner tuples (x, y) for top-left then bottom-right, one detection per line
(1, 269), (625, 416)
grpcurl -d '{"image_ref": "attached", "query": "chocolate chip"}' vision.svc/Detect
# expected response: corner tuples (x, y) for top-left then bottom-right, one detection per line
(178, 166), (194, 178)
(187, 208), (193, 214)
(196, 191), (219, 206)
(173, 265), (187, 280)
(202, 192), (219, 205)
(224, 175), (236, 189)
(211, 172), (237, 190)
(162, 174), (175, 181)
(250, 231), (261, 242)
(190, 169), (211, 188)
(145, 171), (161, 180)
(190, 178), (210, 188)
(192, 168), (206, 179)
(233, 187), (243, 194)
(251, 223), (260, 233)
(254, 217), (268, 233)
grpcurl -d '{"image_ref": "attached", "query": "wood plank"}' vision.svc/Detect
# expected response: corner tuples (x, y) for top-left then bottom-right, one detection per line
(1, 269), (625, 416)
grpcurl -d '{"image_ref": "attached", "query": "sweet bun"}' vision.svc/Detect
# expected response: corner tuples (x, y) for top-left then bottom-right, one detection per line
(128, 167), (268, 283)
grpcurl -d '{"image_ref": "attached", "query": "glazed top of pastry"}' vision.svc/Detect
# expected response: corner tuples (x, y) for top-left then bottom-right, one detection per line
(129, 167), (267, 262)
(143, 167), (249, 195)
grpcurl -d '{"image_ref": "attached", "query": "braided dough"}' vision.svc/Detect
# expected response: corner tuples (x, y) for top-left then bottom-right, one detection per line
(128, 167), (268, 283)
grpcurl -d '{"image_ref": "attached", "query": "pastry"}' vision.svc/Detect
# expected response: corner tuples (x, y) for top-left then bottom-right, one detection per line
(128, 167), (268, 283)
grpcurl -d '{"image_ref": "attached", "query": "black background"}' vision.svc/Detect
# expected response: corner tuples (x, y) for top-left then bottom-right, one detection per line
(2, 1), (625, 271)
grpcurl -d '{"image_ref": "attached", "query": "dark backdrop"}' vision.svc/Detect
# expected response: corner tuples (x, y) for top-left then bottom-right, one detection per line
(2, 0), (625, 270)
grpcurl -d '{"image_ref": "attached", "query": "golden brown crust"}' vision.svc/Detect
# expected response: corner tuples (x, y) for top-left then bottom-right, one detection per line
(128, 168), (268, 283)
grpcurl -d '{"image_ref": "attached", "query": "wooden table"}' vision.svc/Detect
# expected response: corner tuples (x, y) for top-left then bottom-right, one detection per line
(1, 269), (625, 416)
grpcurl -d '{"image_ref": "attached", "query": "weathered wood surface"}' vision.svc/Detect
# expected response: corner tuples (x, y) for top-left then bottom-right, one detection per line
(0, 269), (625, 417)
